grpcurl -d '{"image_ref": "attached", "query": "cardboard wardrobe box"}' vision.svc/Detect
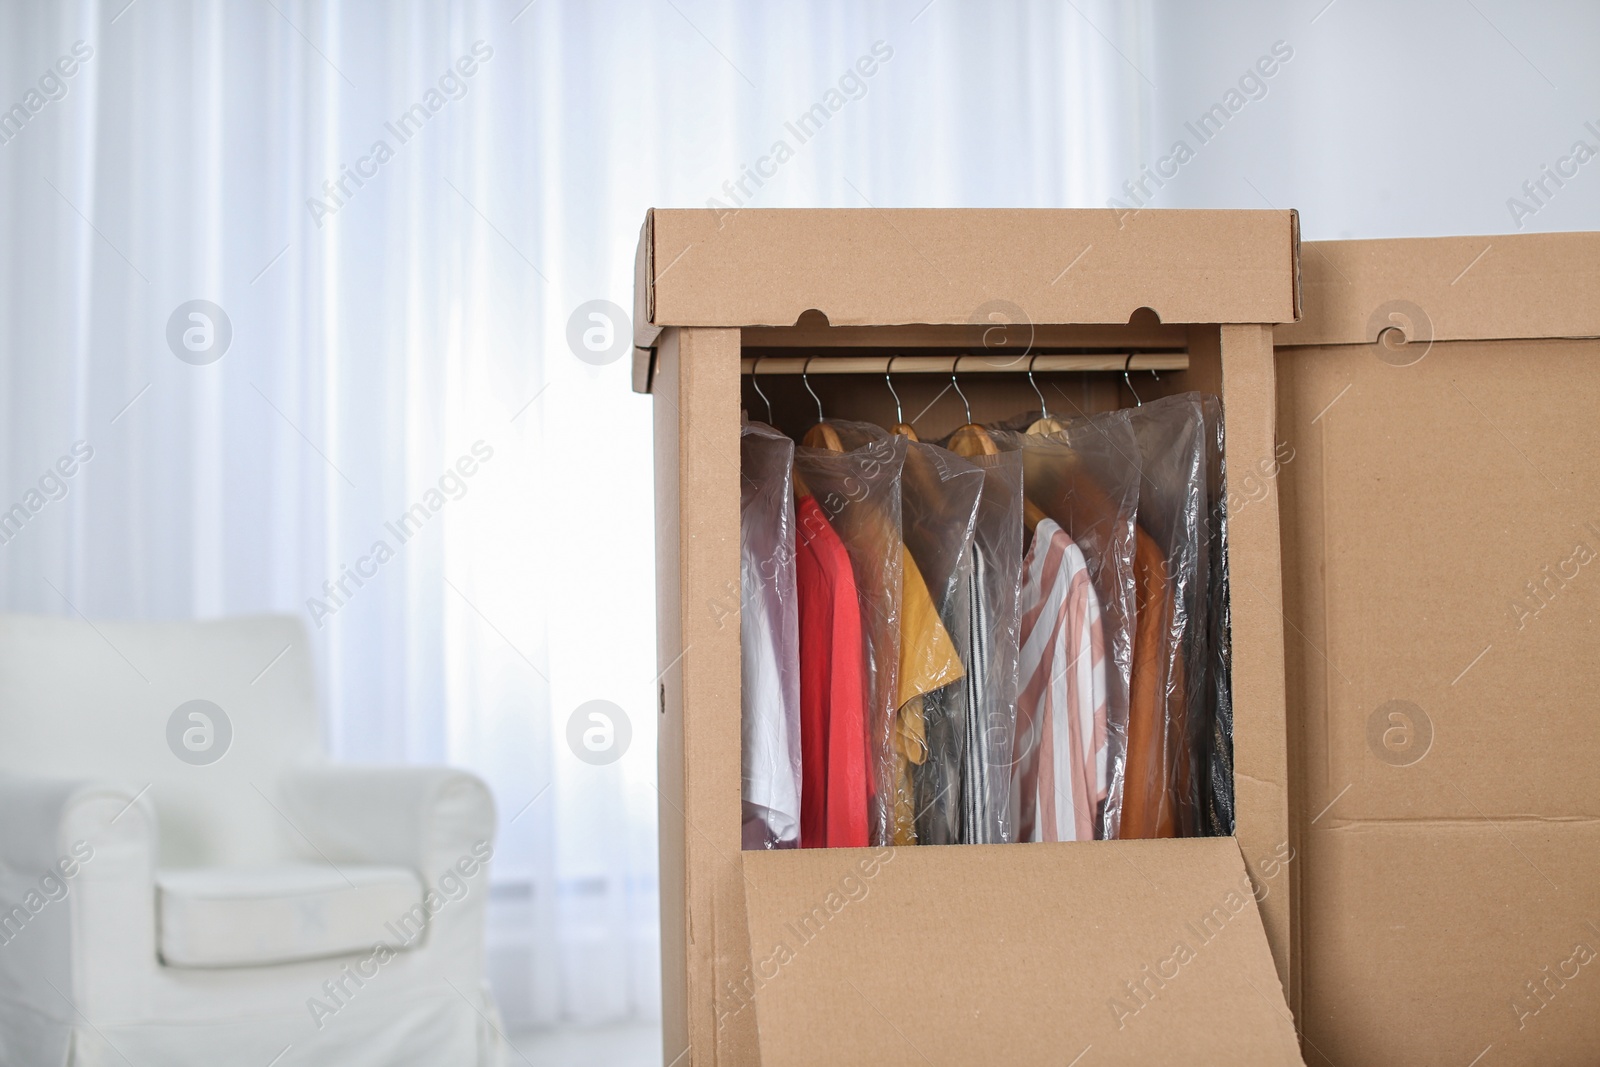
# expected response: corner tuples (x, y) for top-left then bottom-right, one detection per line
(636, 208), (1308, 1065)
(1275, 233), (1600, 1066)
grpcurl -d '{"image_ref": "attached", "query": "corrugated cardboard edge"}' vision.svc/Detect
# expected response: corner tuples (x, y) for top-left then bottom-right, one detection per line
(1214, 324), (1294, 998)
(653, 327), (761, 1065)
(634, 210), (659, 350)
(1289, 210), (1303, 322)
(652, 326), (688, 1064)
(631, 345), (655, 395)
(631, 208), (1302, 392)
(632, 212), (660, 393)
(1277, 232), (1600, 348)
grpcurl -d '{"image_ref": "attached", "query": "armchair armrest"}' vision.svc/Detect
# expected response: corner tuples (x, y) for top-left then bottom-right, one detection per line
(0, 772), (155, 874)
(279, 763), (496, 890)
(0, 772), (159, 1019)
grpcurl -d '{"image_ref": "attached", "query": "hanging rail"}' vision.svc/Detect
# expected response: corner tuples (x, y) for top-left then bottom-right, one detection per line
(738, 352), (1187, 375)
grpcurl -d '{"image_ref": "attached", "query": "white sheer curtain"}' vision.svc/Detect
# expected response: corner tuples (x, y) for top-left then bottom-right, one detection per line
(0, 0), (1144, 1028)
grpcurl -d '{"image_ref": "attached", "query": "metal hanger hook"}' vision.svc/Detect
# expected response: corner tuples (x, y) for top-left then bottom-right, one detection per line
(750, 357), (773, 423)
(885, 356), (905, 425)
(1123, 353), (1143, 407)
(950, 358), (972, 424)
(802, 357), (824, 424)
(1027, 354), (1049, 419)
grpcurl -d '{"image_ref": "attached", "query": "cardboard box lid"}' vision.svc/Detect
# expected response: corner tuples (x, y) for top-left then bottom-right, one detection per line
(633, 208), (1300, 371)
(1279, 233), (1600, 348)
(740, 840), (1304, 1065)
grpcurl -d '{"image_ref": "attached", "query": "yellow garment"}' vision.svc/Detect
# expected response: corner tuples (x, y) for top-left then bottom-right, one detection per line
(892, 547), (965, 845)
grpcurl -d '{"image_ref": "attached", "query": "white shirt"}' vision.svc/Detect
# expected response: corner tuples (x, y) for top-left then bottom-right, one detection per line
(740, 424), (802, 848)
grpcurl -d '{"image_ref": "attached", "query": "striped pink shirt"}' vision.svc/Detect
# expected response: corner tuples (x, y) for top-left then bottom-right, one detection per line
(1015, 519), (1109, 842)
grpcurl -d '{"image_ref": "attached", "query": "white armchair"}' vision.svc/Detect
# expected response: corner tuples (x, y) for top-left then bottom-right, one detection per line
(0, 614), (504, 1067)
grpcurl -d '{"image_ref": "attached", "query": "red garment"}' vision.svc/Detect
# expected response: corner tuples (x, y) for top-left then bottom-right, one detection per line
(795, 493), (869, 848)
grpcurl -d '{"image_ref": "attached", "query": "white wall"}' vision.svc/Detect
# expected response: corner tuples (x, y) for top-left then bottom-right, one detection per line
(1142, 0), (1600, 238)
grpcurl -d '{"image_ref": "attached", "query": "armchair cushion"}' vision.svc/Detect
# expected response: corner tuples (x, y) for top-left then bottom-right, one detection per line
(157, 864), (423, 968)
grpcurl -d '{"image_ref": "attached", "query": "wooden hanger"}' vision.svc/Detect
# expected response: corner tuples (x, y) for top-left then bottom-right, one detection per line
(802, 423), (844, 452)
(940, 363), (1049, 537)
(1018, 357), (1061, 536)
(942, 365), (994, 457)
(946, 422), (997, 457)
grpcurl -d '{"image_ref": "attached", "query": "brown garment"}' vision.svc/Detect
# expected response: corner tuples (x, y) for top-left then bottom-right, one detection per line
(1121, 528), (1180, 839)
(1169, 607), (1194, 839)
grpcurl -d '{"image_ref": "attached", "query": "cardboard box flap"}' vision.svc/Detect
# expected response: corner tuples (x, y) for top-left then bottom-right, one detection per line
(633, 211), (659, 352)
(1279, 233), (1600, 347)
(741, 841), (1303, 1066)
(637, 208), (1300, 337)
